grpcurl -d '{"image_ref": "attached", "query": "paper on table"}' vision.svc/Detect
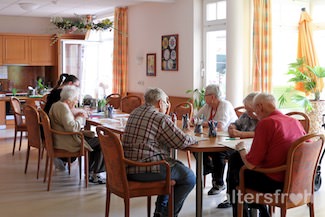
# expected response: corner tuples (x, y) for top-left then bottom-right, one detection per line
(218, 138), (253, 151)
(194, 136), (209, 141)
(217, 131), (229, 137)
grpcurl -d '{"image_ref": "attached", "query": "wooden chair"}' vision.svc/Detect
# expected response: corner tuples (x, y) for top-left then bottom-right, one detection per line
(10, 97), (28, 155)
(234, 106), (246, 118)
(38, 109), (89, 191)
(237, 134), (325, 217)
(39, 94), (48, 110)
(173, 102), (194, 169)
(106, 93), (122, 109)
(286, 111), (310, 133)
(121, 95), (142, 113)
(173, 102), (194, 120)
(96, 126), (175, 217)
(23, 105), (43, 179)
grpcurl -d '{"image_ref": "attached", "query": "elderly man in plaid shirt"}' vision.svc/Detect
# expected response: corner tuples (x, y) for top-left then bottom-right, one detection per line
(122, 87), (197, 217)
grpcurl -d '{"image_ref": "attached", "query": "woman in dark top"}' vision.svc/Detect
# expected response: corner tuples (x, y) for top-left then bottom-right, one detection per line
(44, 74), (80, 114)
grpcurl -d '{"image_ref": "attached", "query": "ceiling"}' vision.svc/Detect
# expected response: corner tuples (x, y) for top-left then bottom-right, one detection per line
(0, 0), (175, 18)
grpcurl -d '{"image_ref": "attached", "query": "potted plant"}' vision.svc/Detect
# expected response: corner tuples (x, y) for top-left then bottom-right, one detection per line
(278, 58), (325, 112)
(186, 88), (206, 111)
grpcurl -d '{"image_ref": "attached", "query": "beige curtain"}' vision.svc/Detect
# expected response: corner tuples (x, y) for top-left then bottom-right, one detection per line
(297, 10), (323, 93)
(112, 7), (128, 96)
(252, 0), (272, 93)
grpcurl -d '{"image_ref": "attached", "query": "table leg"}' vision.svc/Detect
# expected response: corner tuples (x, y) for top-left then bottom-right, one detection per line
(196, 152), (203, 217)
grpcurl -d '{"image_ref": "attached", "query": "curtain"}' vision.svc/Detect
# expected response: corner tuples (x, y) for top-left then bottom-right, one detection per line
(112, 7), (128, 96)
(297, 10), (323, 93)
(252, 0), (272, 93)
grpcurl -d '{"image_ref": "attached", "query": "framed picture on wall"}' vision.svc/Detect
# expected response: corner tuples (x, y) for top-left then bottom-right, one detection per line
(161, 34), (178, 71)
(146, 53), (156, 76)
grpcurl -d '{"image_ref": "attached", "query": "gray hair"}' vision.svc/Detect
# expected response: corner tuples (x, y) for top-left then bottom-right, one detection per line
(243, 92), (259, 106)
(253, 92), (276, 107)
(60, 85), (80, 102)
(205, 84), (221, 99)
(144, 87), (168, 105)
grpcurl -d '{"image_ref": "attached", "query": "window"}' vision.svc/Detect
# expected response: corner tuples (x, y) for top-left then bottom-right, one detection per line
(204, 0), (227, 97)
(272, 0), (325, 106)
(61, 17), (114, 102)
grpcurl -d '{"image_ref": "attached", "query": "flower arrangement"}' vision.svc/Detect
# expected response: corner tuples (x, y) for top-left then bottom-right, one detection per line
(278, 58), (325, 112)
(50, 15), (114, 45)
(51, 16), (113, 33)
(186, 88), (206, 110)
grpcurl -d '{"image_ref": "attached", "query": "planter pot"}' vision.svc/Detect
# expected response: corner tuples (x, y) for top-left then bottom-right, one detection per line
(306, 100), (325, 134)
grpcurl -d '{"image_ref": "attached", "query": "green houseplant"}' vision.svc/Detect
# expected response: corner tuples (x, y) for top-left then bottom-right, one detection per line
(278, 58), (325, 112)
(186, 88), (206, 111)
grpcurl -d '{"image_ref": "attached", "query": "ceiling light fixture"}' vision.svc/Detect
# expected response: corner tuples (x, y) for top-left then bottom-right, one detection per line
(19, 3), (39, 11)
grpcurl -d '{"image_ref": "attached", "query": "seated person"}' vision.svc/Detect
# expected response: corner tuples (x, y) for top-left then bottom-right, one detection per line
(49, 85), (106, 184)
(44, 74), (80, 170)
(122, 87), (197, 217)
(218, 92), (259, 209)
(228, 93), (306, 217)
(193, 84), (237, 195)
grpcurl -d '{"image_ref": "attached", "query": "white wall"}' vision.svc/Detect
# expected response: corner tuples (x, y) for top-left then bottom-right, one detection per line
(128, 0), (200, 97)
(0, 15), (56, 34)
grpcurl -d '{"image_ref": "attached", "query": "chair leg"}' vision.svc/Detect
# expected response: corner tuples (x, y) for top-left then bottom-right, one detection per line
(147, 196), (151, 217)
(18, 131), (23, 151)
(280, 208), (287, 217)
(237, 194), (244, 217)
(105, 190), (111, 217)
(24, 145), (30, 174)
(12, 129), (18, 155)
(68, 158), (72, 175)
(47, 158), (54, 191)
(203, 175), (206, 188)
(124, 198), (130, 217)
(37, 147), (41, 179)
(186, 151), (192, 168)
(84, 152), (89, 188)
(44, 156), (49, 183)
(168, 186), (174, 217)
(308, 202), (315, 217)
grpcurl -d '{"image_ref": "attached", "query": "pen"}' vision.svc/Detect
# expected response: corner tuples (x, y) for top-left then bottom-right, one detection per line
(226, 138), (239, 140)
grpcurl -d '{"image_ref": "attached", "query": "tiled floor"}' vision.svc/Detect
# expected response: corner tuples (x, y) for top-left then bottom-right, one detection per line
(0, 126), (324, 217)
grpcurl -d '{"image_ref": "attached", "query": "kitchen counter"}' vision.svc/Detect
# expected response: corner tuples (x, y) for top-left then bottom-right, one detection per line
(0, 95), (44, 129)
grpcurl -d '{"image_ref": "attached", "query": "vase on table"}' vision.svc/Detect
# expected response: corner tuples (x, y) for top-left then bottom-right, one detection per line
(306, 100), (325, 134)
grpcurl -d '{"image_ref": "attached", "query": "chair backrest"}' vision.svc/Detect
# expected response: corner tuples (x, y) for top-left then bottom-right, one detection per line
(285, 111), (310, 133)
(39, 94), (48, 110)
(121, 95), (142, 113)
(173, 102), (194, 120)
(234, 106), (246, 118)
(38, 109), (55, 157)
(96, 126), (129, 195)
(106, 93), (122, 109)
(23, 105), (42, 149)
(10, 97), (24, 126)
(283, 134), (324, 206)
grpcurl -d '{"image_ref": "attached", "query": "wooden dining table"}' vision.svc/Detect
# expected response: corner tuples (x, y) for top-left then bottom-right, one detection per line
(85, 112), (243, 217)
(84, 110), (129, 134)
(184, 131), (233, 217)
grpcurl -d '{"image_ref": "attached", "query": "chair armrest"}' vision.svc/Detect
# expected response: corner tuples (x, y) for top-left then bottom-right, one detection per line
(50, 129), (85, 153)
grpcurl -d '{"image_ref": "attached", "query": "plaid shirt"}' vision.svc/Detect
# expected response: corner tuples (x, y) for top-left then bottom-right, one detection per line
(122, 104), (197, 174)
(234, 112), (258, 132)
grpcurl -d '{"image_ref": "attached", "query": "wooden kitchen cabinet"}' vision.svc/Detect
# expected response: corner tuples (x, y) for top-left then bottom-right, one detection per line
(2, 34), (56, 66)
(3, 35), (29, 64)
(0, 36), (3, 65)
(29, 36), (56, 66)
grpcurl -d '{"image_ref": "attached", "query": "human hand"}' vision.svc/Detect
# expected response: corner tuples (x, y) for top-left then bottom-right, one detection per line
(228, 128), (241, 138)
(235, 142), (246, 151)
